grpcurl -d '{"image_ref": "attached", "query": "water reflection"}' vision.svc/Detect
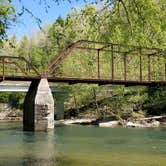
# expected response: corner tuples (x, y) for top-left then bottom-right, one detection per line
(21, 131), (56, 166)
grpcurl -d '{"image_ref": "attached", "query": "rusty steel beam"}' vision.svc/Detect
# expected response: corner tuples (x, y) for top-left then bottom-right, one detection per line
(111, 45), (114, 80)
(0, 75), (41, 82)
(0, 56), (40, 76)
(8, 61), (28, 76)
(2, 58), (5, 81)
(75, 40), (165, 51)
(148, 55), (151, 81)
(0, 61), (28, 76)
(124, 53), (127, 81)
(46, 41), (82, 75)
(45, 40), (166, 76)
(0, 41), (165, 86)
(0, 75), (165, 86)
(76, 46), (131, 54)
(139, 49), (142, 81)
(47, 77), (166, 86)
(75, 46), (164, 57)
(165, 63), (166, 81)
(19, 57), (40, 75)
(97, 49), (100, 79)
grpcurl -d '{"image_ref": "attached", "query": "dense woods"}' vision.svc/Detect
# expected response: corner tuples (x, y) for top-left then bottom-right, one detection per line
(0, 0), (165, 119)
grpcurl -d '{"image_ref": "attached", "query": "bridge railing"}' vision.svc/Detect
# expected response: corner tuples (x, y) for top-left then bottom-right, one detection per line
(0, 41), (165, 84)
(46, 40), (166, 83)
(0, 56), (40, 80)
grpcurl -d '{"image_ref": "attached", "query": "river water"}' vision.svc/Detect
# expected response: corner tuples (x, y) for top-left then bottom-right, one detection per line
(0, 122), (165, 166)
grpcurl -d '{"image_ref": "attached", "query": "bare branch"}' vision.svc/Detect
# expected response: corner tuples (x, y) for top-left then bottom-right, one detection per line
(118, 0), (131, 25)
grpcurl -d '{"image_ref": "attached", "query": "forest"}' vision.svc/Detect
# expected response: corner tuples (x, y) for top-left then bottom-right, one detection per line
(0, 0), (166, 120)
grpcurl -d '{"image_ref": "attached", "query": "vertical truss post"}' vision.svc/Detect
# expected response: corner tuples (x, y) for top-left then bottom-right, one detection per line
(97, 49), (100, 79)
(139, 48), (142, 82)
(148, 55), (151, 81)
(124, 53), (127, 81)
(165, 62), (166, 82)
(2, 58), (5, 81)
(111, 45), (114, 80)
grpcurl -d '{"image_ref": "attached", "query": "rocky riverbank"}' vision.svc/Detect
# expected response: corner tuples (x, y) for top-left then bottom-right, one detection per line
(0, 105), (165, 128)
(0, 109), (22, 121)
(1, 107), (165, 128)
(55, 115), (166, 128)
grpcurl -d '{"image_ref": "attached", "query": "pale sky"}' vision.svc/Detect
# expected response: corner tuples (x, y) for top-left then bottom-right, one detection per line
(7, 0), (93, 39)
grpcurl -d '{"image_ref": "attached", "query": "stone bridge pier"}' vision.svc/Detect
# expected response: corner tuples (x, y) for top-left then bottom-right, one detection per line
(23, 78), (54, 132)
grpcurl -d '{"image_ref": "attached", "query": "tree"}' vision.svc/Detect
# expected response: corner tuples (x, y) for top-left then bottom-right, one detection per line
(2, 0), (165, 45)
(0, 0), (16, 45)
(0, 1), (165, 117)
(0, 35), (17, 55)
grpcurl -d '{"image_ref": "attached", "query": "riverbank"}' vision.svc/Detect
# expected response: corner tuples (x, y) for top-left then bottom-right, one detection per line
(54, 115), (166, 128)
(0, 108), (166, 128)
(1, 113), (165, 128)
(0, 86), (165, 127)
(0, 108), (22, 121)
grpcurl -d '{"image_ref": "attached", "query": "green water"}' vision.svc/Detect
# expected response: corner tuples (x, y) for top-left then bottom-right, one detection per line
(0, 122), (165, 166)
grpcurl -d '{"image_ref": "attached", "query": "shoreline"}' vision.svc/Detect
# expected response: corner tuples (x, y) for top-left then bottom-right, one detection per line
(0, 115), (165, 128)
(54, 116), (166, 128)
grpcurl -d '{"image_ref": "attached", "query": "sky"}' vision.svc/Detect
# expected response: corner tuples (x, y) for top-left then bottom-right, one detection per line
(7, 0), (92, 39)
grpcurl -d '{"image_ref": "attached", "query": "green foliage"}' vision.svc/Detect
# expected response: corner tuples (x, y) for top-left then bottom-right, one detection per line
(8, 93), (25, 109)
(0, 92), (24, 109)
(0, 0), (16, 43)
(66, 84), (97, 108)
(72, 85), (152, 120)
(99, 0), (166, 47)
(0, 92), (11, 103)
(0, 1), (165, 118)
(144, 86), (166, 115)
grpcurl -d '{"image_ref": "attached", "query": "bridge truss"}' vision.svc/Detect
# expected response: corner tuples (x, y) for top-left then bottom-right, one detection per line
(0, 40), (166, 86)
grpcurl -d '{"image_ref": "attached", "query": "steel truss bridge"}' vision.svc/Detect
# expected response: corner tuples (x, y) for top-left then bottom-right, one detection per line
(0, 40), (166, 86)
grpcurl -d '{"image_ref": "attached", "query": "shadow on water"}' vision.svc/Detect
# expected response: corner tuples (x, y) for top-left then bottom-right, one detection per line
(19, 131), (77, 166)
(19, 130), (57, 166)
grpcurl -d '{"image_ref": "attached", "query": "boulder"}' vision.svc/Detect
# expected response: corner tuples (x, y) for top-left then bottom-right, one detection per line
(151, 120), (160, 127)
(99, 121), (119, 127)
(126, 121), (145, 128)
(55, 118), (96, 126)
(126, 120), (160, 128)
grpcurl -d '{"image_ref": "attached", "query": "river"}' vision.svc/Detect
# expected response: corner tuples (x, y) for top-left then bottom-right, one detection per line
(0, 122), (165, 166)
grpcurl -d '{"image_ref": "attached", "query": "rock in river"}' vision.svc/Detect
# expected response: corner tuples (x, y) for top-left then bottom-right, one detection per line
(99, 121), (119, 127)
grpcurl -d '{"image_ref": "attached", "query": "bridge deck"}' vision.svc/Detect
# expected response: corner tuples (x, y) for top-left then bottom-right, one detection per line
(0, 76), (165, 86)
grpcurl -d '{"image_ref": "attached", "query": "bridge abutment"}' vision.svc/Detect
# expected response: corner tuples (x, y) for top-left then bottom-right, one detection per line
(23, 78), (54, 132)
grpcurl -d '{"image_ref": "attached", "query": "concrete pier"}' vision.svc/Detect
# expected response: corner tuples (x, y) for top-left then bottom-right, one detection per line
(54, 91), (68, 120)
(23, 78), (54, 132)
